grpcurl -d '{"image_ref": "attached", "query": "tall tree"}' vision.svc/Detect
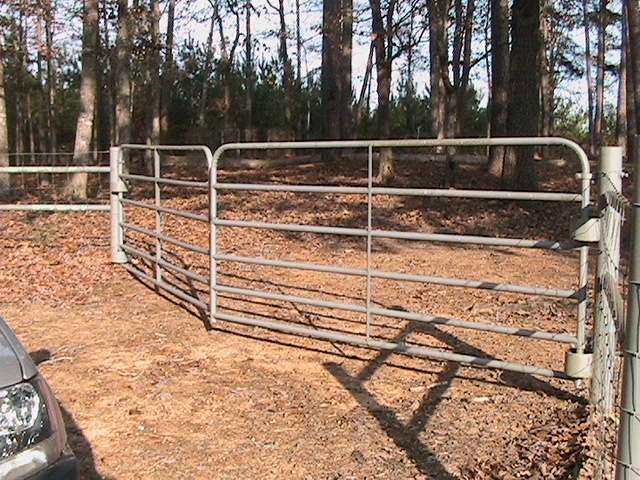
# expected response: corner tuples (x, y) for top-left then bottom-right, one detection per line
(274, 0), (294, 128)
(245, 0), (254, 137)
(43, 0), (57, 156)
(161, 0), (176, 138)
(503, 0), (540, 189)
(429, 0), (448, 142)
(321, 0), (342, 140)
(0, 35), (9, 196)
(147, 0), (161, 149)
(67, 0), (100, 198)
(593, 0), (608, 148)
(618, 9), (628, 150)
(215, 0), (241, 137)
(370, 0), (395, 180)
(624, 6), (637, 159)
(340, 0), (353, 138)
(584, 0), (596, 152)
(487, 0), (510, 176)
(115, 0), (132, 147)
(540, 0), (554, 140)
(627, 0), (640, 134)
(198, 12), (216, 128)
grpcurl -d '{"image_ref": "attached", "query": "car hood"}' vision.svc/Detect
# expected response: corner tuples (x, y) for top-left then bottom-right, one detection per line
(0, 316), (38, 388)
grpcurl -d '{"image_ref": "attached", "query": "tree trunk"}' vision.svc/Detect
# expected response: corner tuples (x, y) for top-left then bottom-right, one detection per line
(198, 15), (215, 128)
(340, 0), (353, 139)
(584, 0), (596, 154)
(618, 11), (628, 151)
(487, 0), (509, 176)
(161, 0), (176, 138)
(148, 0), (161, 148)
(625, 6), (637, 160)
(594, 0), (608, 149)
(321, 0), (342, 140)
(44, 0), (57, 157)
(628, 0), (640, 132)
(67, 0), (99, 199)
(355, 41), (374, 133)
(245, 0), (254, 136)
(371, 0), (393, 181)
(277, 0), (294, 130)
(115, 0), (132, 149)
(504, 0), (540, 190)
(540, 0), (554, 140)
(429, 1), (448, 142)
(0, 36), (10, 196)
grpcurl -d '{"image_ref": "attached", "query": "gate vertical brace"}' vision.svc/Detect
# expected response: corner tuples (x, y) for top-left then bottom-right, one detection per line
(154, 148), (163, 284)
(616, 137), (640, 480)
(110, 146), (127, 264)
(592, 146), (624, 412)
(209, 148), (218, 326)
(366, 146), (373, 340)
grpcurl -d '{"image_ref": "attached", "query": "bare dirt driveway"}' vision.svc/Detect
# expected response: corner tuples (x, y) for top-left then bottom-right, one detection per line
(0, 157), (595, 479)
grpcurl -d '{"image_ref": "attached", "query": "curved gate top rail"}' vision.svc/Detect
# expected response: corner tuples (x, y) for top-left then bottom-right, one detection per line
(110, 137), (600, 380)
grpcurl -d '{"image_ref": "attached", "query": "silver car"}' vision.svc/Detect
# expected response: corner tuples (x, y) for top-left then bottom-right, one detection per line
(0, 317), (77, 479)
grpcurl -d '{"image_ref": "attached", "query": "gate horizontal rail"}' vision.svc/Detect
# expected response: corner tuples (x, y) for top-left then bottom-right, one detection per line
(0, 164), (110, 212)
(112, 138), (594, 380)
(212, 218), (576, 250)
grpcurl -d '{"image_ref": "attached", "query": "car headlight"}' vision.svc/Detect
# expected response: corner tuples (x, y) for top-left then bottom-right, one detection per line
(0, 376), (66, 480)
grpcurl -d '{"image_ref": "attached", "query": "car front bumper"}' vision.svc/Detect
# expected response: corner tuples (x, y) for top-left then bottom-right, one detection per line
(26, 446), (77, 480)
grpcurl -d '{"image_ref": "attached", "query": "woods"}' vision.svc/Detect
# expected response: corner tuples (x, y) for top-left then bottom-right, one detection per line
(0, 0), (636, 191)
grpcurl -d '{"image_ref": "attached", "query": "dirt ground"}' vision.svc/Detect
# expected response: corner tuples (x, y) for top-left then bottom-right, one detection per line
(0, 151), (601, 479)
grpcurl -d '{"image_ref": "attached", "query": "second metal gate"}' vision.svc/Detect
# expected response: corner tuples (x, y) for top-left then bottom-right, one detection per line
(110, 137), (599, 379)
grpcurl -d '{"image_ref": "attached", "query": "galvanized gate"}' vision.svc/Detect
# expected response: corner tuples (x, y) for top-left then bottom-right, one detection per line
(109, 138), (599, 380)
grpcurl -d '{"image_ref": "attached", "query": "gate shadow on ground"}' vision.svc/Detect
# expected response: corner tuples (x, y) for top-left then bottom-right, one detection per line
(324, 320), (584, 478)
(30, 349), (112, 480)
(124, 262), (584, 404)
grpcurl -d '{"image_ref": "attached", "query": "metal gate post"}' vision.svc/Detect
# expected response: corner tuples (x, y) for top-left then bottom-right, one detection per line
(110, 146), (127, 264)
(153, 148), (162, 283)
(591, 146), (624, 411)
(616, 137), (640, 480)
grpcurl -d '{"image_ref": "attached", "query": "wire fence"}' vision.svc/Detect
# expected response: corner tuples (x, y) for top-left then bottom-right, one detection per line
(591, 152), (629, 478)
(615, 138), (640, 480)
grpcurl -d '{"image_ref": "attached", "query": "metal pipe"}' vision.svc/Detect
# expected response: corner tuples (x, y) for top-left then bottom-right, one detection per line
(212, 310), (570, 378)
(213, 137), (590, 182)
(121, 198), (208, 222)
(616, 137), (640, 480)
(213, 218), (574, 250)
(122, 174), (208, 189)
(214, 182), (582, 202)
(154, 149), (163, 284)
(0, 166), (109, 174)
(124, 264), (208, 310)
(372, 187), (582, 202)
(591, 146), (624, 408)
(214, 283), (577, 344)
(119, 144), (213, 168)
(122, 245), (208, 285)
(121, 223), (209, 255)
(0, 204), (110, 212)
(215, 253), (577, 299)
(110, 147), (127, 263)
(366, 145), (373, 339)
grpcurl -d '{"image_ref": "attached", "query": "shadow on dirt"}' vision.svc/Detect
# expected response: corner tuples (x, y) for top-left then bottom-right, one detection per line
(324, 321), (584, 477)
(30, 349), (111, 480)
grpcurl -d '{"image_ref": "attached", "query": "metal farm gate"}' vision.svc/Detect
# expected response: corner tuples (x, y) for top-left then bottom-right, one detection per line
(108, 138), (601, 380)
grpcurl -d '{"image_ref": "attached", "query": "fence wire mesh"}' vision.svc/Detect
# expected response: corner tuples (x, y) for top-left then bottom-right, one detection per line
(592, 172), (629, 479)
